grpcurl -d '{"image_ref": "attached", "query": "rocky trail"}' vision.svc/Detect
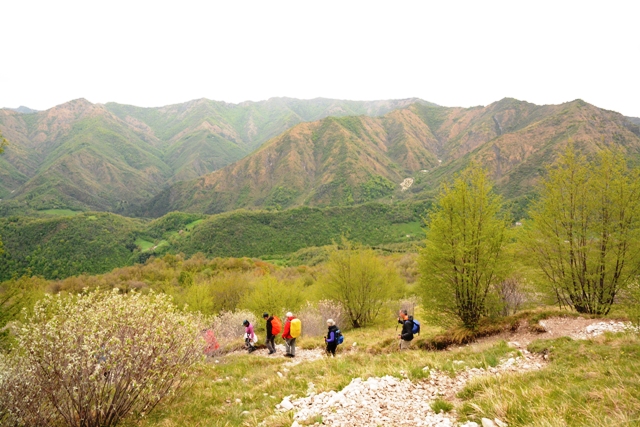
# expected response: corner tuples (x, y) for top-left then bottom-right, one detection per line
(247, 318), (635, 427)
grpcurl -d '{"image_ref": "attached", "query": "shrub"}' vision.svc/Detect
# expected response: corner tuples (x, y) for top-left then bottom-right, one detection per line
(0, 289), (204, 427)
(240, 275), (304, 321)
(297, 300), (349, 337)
(323, 239), (405, 328)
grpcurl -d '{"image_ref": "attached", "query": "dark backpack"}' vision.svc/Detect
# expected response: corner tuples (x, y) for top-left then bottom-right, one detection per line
(335, 329), (344, 345)
(412, 319), (421, 335)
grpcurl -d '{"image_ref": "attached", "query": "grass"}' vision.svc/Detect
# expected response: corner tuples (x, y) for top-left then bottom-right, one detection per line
(38, 209), (82, 217)
(122, 327), (520, 427)
(135, 238), (155, 252)
(457, 332), (640, 426)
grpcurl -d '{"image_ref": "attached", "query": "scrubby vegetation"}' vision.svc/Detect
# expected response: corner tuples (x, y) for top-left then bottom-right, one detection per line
(2, 150), (640, 426)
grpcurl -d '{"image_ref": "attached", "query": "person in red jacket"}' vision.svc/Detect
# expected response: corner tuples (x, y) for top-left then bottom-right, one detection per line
(282, 312), (296, 358)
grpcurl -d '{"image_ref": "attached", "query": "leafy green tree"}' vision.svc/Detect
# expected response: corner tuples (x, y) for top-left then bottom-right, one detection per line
(240, 275), (305, 320)
(323, 239), (404, 328)
(420, 164), (510, 329)
(526, 147), (640, 314)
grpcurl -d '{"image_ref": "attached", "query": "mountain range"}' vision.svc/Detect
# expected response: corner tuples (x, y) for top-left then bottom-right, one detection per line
(140, 98), (640, 216)
(1, 97), (639, 217)
(0, 97), (432, 214)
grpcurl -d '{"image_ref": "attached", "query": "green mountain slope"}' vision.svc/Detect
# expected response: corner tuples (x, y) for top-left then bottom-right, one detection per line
(104, 97), (435, 183)
(0, 212), (143, 280)
(0, 202), (427, 280)
(140, 109), (442, 216)
(0, 97), (433, 214)
(0, 100), (172, 214)
(143, 99), (640, 217)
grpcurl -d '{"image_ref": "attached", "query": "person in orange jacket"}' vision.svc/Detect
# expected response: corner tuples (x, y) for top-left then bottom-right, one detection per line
(282, 312), (296, 358)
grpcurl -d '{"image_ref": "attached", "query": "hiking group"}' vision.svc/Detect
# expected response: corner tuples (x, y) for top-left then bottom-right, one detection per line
(241, 309), (417, 356)
(243, 312), (343, 357)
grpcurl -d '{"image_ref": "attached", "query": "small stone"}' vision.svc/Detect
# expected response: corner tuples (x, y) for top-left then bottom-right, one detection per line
(235, 398), (242, 404)
(277, 371), (284, 378)
(280, 399), (294, 411)
(482, 418), (497, 427)
(494, 418), (508, 427)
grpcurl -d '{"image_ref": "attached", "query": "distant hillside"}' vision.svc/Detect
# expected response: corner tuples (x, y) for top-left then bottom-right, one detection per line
(142, 98), (640, 217)
(0, 212), (143, 280)
(104, 97), (436, 183)
(0, 202), (427, 280)
(9, 106), (39, 114)
(0, 97), (433, 214)
(172, 202), (429, 259)
(0, 99), (172, 212)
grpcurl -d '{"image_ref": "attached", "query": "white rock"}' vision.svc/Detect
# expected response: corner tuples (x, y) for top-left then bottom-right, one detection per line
(280, 399), (294, 411)
(482, 418), (497, 427)
(494, 418), (508, 427)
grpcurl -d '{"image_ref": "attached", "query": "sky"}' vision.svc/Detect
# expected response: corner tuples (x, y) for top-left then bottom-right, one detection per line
(2, 1), (639, 117)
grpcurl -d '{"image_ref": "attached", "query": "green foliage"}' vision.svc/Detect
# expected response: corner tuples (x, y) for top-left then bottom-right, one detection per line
(322, 239), (405, 328)
(0, 212), (142, 280)
(420, 164), (510, 329)
(525, 147), (640, 314)
(265, 186), (298, 210)
(360, 175), (396, 202)
(240, 275), (305, 320)
(431, 398), (454, 414)
(145, 212), (207, 239)
(177, 202), (430, 259)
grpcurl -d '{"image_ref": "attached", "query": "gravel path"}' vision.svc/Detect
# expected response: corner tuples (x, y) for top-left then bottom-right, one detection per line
(276, 348), (544, 427)
(267, 318), (637, 427)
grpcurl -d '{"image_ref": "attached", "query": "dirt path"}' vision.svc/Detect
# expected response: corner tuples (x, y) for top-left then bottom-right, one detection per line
(266, 318), (635, 427)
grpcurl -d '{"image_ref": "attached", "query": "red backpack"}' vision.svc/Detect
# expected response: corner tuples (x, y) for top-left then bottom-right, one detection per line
(271, 316), (282, 336)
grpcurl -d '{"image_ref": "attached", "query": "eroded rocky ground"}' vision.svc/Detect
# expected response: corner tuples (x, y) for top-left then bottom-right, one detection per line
(261, 318), (636, 427)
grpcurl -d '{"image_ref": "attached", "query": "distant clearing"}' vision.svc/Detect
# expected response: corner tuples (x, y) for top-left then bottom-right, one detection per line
(39, 209), (81, 217)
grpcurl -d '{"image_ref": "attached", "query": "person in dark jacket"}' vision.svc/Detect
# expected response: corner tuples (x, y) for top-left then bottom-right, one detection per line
(325, 319), (339, 356)
(397, 310), (413, 350)
(263, 312), (276, 355)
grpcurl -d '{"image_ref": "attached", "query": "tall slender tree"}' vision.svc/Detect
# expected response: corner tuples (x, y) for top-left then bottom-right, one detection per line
(420, 164), (510, 329)
(526, 147), (640, 314)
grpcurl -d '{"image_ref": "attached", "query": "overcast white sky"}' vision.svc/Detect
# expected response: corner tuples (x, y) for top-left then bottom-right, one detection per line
(2, 1), (639, 116)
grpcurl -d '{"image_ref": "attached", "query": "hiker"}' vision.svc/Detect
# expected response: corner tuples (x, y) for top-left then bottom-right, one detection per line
(243, 319), (257, 353)
(263, 312), (276, 355)
(282, 312), (298, 358)
(325, 319), (339, 357)
(397, 310), (414, 350)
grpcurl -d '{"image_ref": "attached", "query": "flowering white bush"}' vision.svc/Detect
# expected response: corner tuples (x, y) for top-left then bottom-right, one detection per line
(0, 289), (204, 427)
